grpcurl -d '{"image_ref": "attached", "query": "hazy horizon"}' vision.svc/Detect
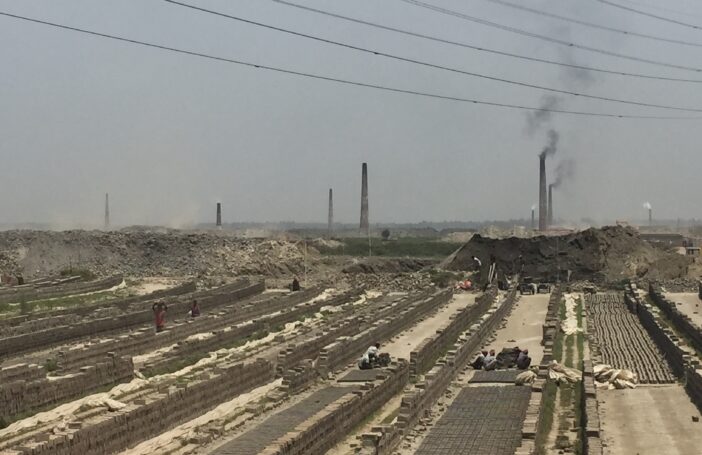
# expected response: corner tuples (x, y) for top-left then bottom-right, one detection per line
(2, 0), (702, 228)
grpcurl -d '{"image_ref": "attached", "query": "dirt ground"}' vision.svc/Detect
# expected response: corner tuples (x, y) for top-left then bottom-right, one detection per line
(485, 293), (550, 364)
(598, 385), (702, 455)
(665, 292), (702, 326)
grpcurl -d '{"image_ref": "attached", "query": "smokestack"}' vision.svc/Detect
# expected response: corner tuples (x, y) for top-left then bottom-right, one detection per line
(104, 193), (110, 229)
(649, 208), (652, 227)
(548, 185), (553, 227)
(539, 156), (547, 231)
(531, 206), (535, 230)
(360, 163), (369, 233)
(328, 188), (333, 238)
(216, 202), (222, 228)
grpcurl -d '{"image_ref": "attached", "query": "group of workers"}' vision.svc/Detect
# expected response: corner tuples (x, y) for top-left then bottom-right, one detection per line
(151, 299), (200, 332)
(471, 347), (531, 371)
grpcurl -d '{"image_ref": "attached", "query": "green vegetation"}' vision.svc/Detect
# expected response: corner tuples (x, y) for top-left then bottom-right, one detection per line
(0, 289), (120, 315)
(60, 267), (96, 281)
(44, 358), (59, 373)
(316, 237), (462, 258)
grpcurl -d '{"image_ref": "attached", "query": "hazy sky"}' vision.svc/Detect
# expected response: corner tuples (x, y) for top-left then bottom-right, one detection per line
(2, 0), (702, 228)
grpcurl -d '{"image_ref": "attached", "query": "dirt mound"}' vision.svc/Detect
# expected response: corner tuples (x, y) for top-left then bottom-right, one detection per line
(342, 257), (434, 274)
(445, 225), (691, 284)
(0, 230), (312, 279)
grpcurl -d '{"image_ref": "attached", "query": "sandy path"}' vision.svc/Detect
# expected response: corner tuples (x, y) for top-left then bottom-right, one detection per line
(665, 293), (702, 326)
(599, 385), (702, 455)
(486, 293), (549, 364)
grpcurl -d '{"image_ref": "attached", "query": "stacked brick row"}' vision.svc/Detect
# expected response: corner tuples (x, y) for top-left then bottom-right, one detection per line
(0, 280), (265, 360)
(0, 355), (134, 423)
(630, 285), (702, 413)
(361, 286), (519, 455)
(409, 287), (498, 378)
(0, 281), (196, 333)
(317, 289), (452, 376)
(649, 283), (702, 356)
(0, 363), (44, 384)
(580, 360), (603, 455)
(1, 359), (275, 454)
(143, 288), (359, 377)
(514, 286), (562, 455)
(55, 284), (317, 372)
(260, 361), (410, 455)
(585, 293), (675, 384)
(0, 275), (124, 305)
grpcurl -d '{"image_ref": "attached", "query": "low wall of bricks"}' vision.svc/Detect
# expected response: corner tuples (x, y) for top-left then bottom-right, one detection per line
(0, 363), (45, 384)
(360, 286), (519, 455)
(0, 355), (134, 424)
(628, 285), (702, 414)
(318, 289), (452, 377)
(649, 283), (702, 356)
(580, 360), (603, 455)
(409, 287), (497, 378)
(0, 275), (124, 305)
(3, 358), (275, 454)
(54, 285), (318, 372)
(0, 281), (197, 333)
(260, 360), (410, 455)
(0, 280), (265, 360)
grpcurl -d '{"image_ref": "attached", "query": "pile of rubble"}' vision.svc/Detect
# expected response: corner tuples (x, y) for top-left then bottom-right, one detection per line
(0, 230), (312, 279)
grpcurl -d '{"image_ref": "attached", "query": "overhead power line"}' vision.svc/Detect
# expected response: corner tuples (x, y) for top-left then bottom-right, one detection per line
(163, 0), (702, 113)
(397, 0), (702, 73)
(484, 0), (702, 47)
(271, 0), (702, 83)
(595, 0), (702, 30)
(0, 10), (698, 120)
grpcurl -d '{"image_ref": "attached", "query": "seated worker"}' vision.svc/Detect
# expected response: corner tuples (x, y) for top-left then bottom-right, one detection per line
(358, 352), (372, 370)
(189, 300), (200, 318)
(483, 349), (497, 371)
(291, 276), (301, 292)
(471, 350), (488, 370)
(517, 349), (532, 370)
(366, 343), (381, 364)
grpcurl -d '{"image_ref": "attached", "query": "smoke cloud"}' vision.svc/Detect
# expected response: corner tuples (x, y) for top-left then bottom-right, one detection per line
(525, 95), (562, 135)
(539, 129), (559, 159)
(552, 158), (575, 189)
(643, 202), (652, 210)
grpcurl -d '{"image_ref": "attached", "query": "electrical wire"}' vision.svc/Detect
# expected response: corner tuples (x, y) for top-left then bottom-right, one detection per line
(398, 0), (702, 73)
(484, 0), (702, 47)
(0, 10), (698, 120)
(163, 0), (702, 112)
(595, 0), (702, 30)
(271, 0), (702, 83)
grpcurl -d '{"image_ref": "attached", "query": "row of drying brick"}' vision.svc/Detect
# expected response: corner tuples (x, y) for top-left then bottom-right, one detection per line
(361, 285), (519, 455)
(261, 361), (410, 455)
(0, 355), (134, 424)
(649, 283), (702, 358)
(0, 281), (197, 336)
(0, 279), (264, 361)
(580, 360), (603, 455)
(0, 358), (275, 454)
(0, 287), (329, 424)
(0, 275), (124, 305)
(55, 285), (314, 372)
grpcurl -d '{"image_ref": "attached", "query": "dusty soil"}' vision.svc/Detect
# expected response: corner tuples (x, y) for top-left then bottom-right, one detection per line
(485, 294), (550, 364)
(598, 385), (702, 455)
(665, 292), (702, 326)
(446, 225), (691, 283)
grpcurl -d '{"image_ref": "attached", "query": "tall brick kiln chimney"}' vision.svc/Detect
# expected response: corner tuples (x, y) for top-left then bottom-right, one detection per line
(328, 188), (333, 238)
(531, 207), (535, 230)
(216, 202), (222, 228)
(548, 184), (553, 227)
(104, 193), (110, 229)
(539, 156), (547, 231)
(649, 208), (652, 226)
(360, 163), (369, 233)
